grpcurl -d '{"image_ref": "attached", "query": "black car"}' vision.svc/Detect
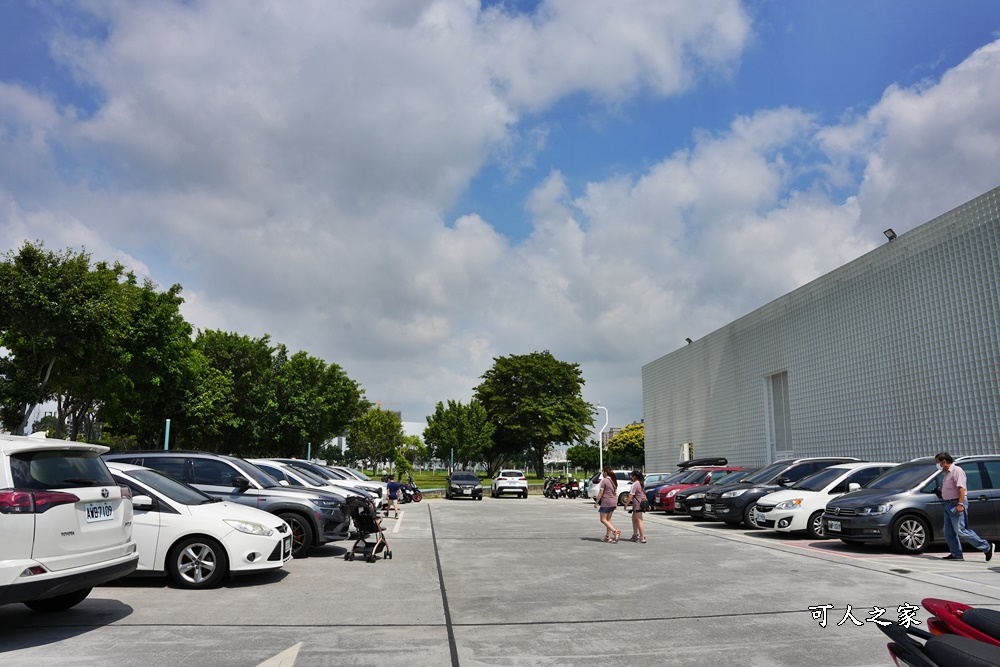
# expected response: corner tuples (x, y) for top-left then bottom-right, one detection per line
(704, 457), (860, 528)
(103, 450), (351, 558)
(446, 471), (483, 500)
(674, 469), (756, 518)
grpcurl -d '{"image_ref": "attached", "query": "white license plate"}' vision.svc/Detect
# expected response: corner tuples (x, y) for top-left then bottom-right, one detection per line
(827, 520), (841, 533)
(284, 536), (292, 555)
(85, 502), (114, 523)
(463, 489), (471, 495)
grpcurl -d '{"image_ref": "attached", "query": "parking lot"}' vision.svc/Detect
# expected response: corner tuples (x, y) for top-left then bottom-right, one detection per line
(2, 495), (999, 667)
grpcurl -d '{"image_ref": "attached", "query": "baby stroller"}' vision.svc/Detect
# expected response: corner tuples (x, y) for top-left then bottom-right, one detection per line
(344, 495), (392, 563)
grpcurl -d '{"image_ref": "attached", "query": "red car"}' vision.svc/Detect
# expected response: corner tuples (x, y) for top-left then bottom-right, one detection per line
(652, 467), (745, 513)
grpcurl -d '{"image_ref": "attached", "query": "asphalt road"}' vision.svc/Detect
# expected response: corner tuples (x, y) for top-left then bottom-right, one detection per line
(2, 495), (999, 666)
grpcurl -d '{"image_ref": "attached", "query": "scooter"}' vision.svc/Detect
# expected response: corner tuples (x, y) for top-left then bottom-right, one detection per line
(565, 477), (581, 499)
(400, 482), (422, 503)
(880, 598), (1000, 666)
(543, 477), (560, 498)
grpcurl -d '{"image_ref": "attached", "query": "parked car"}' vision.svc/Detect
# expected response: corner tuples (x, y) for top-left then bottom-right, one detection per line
(674, 470), (757, 518)
(268, 459), (387, 506)
(250, 459), (379, 506)
(823, 456), (1000, 554)
(107, 462), (292, 589)
(446, 471), (483, 500)
(102, 451), (351, 558)
(327, 466), (390, 496)
(587, 470), (634, 505)
(1, 434), (138, 612)
(705, 457), (861, 528)
(490, 470), (528, 498)
(753, 462), (897, 538)
(642, 470), (699, 505)
(652, 467), (745, 513)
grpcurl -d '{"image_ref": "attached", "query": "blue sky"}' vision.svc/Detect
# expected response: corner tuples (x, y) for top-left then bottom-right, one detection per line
(2, 1), (1000, 435)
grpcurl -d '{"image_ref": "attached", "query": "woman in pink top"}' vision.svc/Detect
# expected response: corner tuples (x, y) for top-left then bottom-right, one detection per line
(595, 466), (621, 542)
(625, 470), (647, 543)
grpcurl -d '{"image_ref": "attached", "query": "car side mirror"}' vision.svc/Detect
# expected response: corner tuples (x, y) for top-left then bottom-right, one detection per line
(278, 479), (289, 486)
(847, 482), (861, 492)
(776, 476), (791, 486)
(132, 495), (154, 511)
(231, 476), (251, 490)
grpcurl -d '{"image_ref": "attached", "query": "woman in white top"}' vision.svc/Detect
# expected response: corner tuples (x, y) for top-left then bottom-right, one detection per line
(625, 470), (647, 543)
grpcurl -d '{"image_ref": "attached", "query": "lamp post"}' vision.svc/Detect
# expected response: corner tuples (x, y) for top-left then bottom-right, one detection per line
(595, 403), (609, 472)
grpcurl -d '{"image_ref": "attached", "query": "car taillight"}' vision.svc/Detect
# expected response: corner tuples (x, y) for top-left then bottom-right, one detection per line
(120, 485), (132, 500)
(0, 490), (80, 514)
(519, 478), (526, 481)
(498, 478), (506, 481)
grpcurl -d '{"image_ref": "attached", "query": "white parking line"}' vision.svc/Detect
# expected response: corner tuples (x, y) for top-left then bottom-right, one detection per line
(393, 511), (403, 532)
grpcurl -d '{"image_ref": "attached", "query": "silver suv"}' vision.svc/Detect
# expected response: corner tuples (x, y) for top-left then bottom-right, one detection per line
(1, 434), (139, 612)
(103, 451), (351, 558)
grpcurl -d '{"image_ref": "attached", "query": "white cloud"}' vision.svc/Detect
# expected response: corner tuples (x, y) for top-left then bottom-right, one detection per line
(1, 2), (999, 431)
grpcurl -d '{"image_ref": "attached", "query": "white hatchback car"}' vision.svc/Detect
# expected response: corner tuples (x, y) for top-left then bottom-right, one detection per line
(107, 462), (293, 589)
(490, 470), (528, 498)
(0, 434), (138, 612)
(754, 462), (898, 538)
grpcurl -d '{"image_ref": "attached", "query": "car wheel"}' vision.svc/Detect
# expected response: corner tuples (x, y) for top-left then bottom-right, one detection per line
(743, 503), (761, 529)
(280, 512), (315, 559)
(892, 515), (930, 554)
(618, 492), (629, 506)
(24, 587), (92, 613)
(806, 511), (825, 539)
(522, 492), (528, 498)
(167, 536), (229, 589)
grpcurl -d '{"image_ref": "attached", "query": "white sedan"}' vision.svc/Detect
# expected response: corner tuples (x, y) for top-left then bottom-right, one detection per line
(107, 462), (292, 589)
(754, 462), (898, 538)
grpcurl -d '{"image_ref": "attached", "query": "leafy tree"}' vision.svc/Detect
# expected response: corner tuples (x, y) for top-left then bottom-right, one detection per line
(606, 422), (645, 468)
(32, 414), (61, 438)
(399, 434), (426, 468)
(474, 350), (593, 477)
(423, 399), (494, 470)
(566, 442), (600, 473)
(0, 242), (135, 437)
(347, 408), (404, 471)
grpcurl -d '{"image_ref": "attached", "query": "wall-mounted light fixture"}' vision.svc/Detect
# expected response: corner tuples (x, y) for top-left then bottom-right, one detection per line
(883, 228), (897, 241)
(685, 337), (693, 344)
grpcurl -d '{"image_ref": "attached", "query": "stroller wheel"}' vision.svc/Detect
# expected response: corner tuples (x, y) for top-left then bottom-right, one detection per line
(387, 551), (392, 559)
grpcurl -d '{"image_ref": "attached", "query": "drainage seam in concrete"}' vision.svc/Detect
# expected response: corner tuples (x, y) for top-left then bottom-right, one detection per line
(428, 505), (460, 667)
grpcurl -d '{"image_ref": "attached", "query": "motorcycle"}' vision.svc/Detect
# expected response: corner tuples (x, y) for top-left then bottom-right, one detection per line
(400, 482), (422, 503)
(881, 598), (1000, 666)
(565, 477), (581, 499)
(543, 477), (562, 499)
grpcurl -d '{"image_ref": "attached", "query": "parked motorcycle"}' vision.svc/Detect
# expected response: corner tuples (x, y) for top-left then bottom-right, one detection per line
(543, 477), (562, 498)
(400, 482), (422, 503)
(881, 597), (1000, 666)
(565, 477), (581, 499)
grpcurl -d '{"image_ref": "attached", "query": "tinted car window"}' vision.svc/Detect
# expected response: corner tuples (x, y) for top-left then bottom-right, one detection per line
(847, 466), (891, 488)
(140, 456), (190, 482)
(742, 462), (792, 485)
(791, 466), (846, 492)
(615, 472), (630, 482)
(866, 462), (936, 490)
(961, 463), (985, 492)
(983, 461), (1000, 489)
(129, 469), (216, 505)
(682, 470), (711, 484)
(11, 450), (115, 489)
(230, 459), (281, 487)
(191, 458), (238, 486)
(782, 462), (823, 482)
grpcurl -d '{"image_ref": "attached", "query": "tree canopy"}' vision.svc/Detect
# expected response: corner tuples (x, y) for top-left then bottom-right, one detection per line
(474, 350), (593, 477)
(423, 399), (495, 471)
(605, 422), (645, 468)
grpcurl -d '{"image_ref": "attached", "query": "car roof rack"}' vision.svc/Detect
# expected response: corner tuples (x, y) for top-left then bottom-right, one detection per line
(677, 457), (728, 468)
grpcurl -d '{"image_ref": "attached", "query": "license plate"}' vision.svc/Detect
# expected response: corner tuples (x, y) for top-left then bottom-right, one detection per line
(284, 536), (292, 555)
(463, 489), (471, 495)
(827, 520), (841, 533)
(86, 502), (114, 523)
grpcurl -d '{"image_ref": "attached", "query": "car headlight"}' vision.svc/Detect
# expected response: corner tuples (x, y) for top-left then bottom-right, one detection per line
(666, 489), (679, 498)
(721, 488), (748, 498)
(475, 484), (482, 490)
(224, 519), (274, 537)
(313, 497), (343, 508)
(774, 499), (803, 510)
(857, 504), (892, 516)
(688, 493), (705, 500)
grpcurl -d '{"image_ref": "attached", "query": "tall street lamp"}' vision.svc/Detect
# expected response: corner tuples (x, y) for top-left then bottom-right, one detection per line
(595, 403), (609, 472)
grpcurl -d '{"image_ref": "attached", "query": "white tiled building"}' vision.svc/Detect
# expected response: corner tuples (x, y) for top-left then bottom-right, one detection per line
(641, 187), (1000, 470)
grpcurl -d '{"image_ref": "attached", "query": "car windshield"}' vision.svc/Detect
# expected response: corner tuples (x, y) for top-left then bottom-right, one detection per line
(864, 462), (936, 490)
(11, 449), (115, 489)
(340, 467), (372, 481)
(452, 472), (479, 481)
(128, 468), (217, 505)
(287, 466), (329, 485)
(232, 459), (283, 488)
(319, 467), (348, 480)
(791, 466), (850, 492)
(680, 469), (710, 484)
(741, 462), (792, 485)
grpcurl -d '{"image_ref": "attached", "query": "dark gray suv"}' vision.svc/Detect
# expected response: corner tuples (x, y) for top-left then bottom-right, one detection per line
(103, 451), (350, 558)
(823, 456), (1000, 554)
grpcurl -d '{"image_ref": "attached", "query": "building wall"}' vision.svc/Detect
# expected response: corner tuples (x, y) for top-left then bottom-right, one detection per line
(642, 187), (1000, 470)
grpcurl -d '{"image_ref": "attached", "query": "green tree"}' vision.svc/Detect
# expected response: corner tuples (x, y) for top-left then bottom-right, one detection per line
(474, 350), (593, 477)
(423, 399), (494, 470)
(399, 434), (426, 468)
(566, 442), (600, 474)
(0, 242), (135, 437)
(606, 422), (645, 468)
(347, 408), (404, 471)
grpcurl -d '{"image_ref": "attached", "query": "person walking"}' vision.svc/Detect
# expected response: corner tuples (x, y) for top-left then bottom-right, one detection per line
(595, 466), (621, 543)
(935, 452), (994, 561)
(385, 474), (401, 519)
(625, 470), (647, 543)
